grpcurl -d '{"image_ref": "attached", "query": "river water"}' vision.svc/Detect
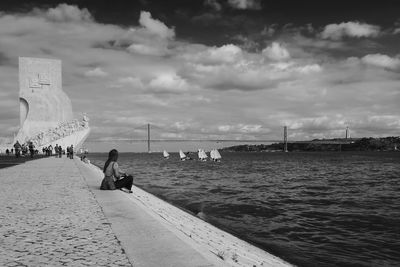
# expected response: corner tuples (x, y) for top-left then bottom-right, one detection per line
(89, 151), (400, 267)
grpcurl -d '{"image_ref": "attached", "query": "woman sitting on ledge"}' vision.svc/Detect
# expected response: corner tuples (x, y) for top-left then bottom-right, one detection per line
(100, 149), (133, 193)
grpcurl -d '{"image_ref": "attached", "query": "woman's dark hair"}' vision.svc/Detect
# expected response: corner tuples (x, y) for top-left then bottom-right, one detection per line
(103, 149), (119, 172)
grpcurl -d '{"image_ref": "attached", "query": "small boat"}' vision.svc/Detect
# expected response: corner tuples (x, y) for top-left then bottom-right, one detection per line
(163, 150), (170, 159)
(198, 149), (208, 161)
(214, 149), (222, 162)
(179, 150), (187, 161)
(210, 149), (221, 162)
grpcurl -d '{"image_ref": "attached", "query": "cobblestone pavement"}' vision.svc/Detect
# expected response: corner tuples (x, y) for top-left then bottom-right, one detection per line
(0, 157), (132, 266)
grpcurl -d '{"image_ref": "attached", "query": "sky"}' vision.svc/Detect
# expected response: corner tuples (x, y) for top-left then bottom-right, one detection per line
(0, 0), (400, 151)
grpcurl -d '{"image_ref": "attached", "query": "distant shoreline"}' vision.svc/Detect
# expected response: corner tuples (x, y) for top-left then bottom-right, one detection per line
(221, 136), (400, 152)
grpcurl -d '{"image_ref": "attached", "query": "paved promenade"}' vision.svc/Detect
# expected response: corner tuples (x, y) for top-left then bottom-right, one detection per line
(0, 157), (132, 266)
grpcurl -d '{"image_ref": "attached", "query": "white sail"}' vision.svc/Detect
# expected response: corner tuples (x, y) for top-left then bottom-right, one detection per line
(199, 149), (208, 160)
(197, 149), (202, 160)
(163, 150), (170, 158)
(179, 150), (186, 160)
(210, 149), (215, 160)
(214, 149), (222, 160)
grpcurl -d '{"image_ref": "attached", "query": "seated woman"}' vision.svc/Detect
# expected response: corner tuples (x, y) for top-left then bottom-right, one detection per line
(100, 149), (133, 193)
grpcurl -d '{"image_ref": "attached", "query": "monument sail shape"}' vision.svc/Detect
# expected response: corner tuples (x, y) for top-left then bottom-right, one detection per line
(15, 57), (90, 151)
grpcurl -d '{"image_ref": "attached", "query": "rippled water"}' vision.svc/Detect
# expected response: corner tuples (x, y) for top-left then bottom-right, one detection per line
(89, 151), (400, 267)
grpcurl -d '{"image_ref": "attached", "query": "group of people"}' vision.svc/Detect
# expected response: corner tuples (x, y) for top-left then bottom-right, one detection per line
(10, 141), (37, 158)
(8, 141), (75, 159)
(42, 144), (63, 158)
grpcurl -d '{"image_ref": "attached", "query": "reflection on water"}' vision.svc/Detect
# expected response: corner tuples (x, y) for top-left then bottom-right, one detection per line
(90, 151), (400, 267)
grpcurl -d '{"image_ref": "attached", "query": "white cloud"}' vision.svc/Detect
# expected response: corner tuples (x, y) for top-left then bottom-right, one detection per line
(139, 11), (175, 39)
(127, 43), (168, 56)
(296, 64), (322, 74)
(41, 4), (92, 22)
(361, 54), (400, 70)
(321, 21), (380, 40)
(182, 44), (243, 65)
(262, 42), (290, 61)
(218, 125), (232, 132)
(84, 67), (108, 77)
(148, 73), (188, 93)
(227, 0), (261, 10)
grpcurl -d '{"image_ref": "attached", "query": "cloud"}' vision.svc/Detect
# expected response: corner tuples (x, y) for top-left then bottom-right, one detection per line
(262, 42), (290, 61)
(227, 0), (261, 10)
(40, 3), (93, 22)
(148, 73), (188, 93)
(321, 21), (380, 40)
(361, 53), (400, 70)
(127, 43), (169, 56)
(218, 124), (264, 134)
(112, 11), (176, 56)
(84, 67), (108, 77)
(182, 44), (243, 65)
(204, 0), (222, 11)
(296, 64), (322, 74)
(138, 11), (175, 39)
(110, 77), (144, 90)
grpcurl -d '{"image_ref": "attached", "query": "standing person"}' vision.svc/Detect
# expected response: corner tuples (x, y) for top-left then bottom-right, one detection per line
(66, 146), (70, 158)
(69, 145), (74, 159)
(21, 143), (27, 156)
(100, 149), (133, 193)
(48, 144), (53, 156)
(28, 141), (35, 158)
(13, 141), (21, 158)
(58, 145), (62, 158)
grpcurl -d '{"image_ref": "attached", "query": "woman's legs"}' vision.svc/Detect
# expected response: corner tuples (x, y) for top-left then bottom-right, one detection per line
(114, 175), (133, 190)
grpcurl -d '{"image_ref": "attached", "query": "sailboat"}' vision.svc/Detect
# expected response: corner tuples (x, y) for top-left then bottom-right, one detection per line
(210, 149), (222, 162)
(163, 150), (170, 159)
(179, 150), (187, 161)
(214, 149), (222, 162)
(198, 149), (208, 161)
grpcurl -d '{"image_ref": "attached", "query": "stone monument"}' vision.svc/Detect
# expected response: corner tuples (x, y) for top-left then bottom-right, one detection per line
(16, 57), (73, 141)
(14, 57), (89, 150)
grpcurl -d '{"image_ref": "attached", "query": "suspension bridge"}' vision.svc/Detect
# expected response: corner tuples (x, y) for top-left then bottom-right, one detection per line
(87, 124), (358, 152)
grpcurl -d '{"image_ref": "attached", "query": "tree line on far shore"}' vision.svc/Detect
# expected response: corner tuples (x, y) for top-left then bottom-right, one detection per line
(221, 136), (400, 152)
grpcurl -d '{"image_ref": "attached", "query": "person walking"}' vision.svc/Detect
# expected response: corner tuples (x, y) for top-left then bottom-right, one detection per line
(69, 145), (74, 159)
(13, 141), (21, 158)
(100, 149), (133, 193)
(48, 144), (53, 156)
(28, 141), (35, 158)
(58, 145), (62, 158)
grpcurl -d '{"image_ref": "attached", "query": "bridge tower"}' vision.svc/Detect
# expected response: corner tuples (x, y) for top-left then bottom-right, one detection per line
(147, 123), (151, 153)
(283, 126), (288, 152)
